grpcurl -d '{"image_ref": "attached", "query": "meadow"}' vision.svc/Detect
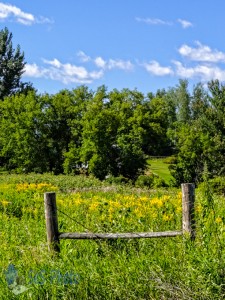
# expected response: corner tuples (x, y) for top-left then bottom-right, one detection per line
(1, 174), (225, 299)
(147, 157), (173, 185)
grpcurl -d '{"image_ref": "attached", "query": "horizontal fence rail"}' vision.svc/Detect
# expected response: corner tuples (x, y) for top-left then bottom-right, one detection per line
(44, 183), (195, 252)
(59, 231), (183, 240)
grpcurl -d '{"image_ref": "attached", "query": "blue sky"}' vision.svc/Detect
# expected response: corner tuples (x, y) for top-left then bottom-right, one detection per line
(1, 0), (225, 95)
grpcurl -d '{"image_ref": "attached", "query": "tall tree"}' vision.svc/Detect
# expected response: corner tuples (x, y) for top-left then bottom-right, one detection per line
(0, 91), (48, 172)
(0, 27), (26, 99)
(176, 79), (191, 123)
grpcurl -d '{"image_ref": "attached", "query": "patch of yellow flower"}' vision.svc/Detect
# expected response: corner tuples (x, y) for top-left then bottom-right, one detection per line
(16, 182), (58, 192)
(57, 191), (183, 227)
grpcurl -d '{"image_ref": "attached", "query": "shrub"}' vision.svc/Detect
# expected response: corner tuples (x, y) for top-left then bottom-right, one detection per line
(135, 175), (154, 188)
(163, 156), (177, 164)
(135, 174), (167, 188)
(105, 175), (130, 185)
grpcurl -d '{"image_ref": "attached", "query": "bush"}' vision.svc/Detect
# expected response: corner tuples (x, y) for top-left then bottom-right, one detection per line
(105, 175), (130, 185)
(135, 175), (154, 188)
(152, 176), (167, 188)
(135, 174), (167, 188)
(163, 156), (177, 164)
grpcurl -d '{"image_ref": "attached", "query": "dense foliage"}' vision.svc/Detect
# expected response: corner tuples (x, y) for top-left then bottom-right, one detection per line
(1, 79), (225, 184)
(1, 28), (225, 185)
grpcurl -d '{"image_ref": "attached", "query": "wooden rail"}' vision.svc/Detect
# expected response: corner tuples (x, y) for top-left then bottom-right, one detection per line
(59, 231), (183, 240)
(44, 183), (195, 252)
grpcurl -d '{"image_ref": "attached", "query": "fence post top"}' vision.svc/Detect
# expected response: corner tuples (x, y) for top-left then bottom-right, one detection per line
(44, 192), (56, 197)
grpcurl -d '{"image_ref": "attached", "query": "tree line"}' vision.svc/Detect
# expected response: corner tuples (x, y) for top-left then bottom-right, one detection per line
(1, 27), (225, 185)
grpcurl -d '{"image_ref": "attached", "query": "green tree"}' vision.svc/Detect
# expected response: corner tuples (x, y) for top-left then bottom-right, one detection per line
(175, 79), (191, 123)
(0, 91), (48, 172)
(60, 86), (93, 174)
(169, 80), (225, 185)
(191, 83), (209, 120)
(0, 27), (26, 99)
(80, 87), (146, 180)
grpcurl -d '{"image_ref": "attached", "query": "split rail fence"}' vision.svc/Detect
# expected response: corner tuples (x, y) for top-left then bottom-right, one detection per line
(44, 183), (195, 253)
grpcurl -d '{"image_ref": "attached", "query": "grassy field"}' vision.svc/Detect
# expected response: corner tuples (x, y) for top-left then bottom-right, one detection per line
(147, 158), (173, 185)
(0, 174), (225, 299)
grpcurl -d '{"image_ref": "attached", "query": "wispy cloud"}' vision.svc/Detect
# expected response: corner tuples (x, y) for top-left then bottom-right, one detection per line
(135, 17), (172, 26)
(178, 41), (225, 63)
(142, 60), (173, 76)
(177, 19), (193, 29)
(77, 52), (134, 71)
(94, 56), (134, 71)
(0, 2), (53, 25)
(136, 17), (193, 29)
(77, 51), (91, 63)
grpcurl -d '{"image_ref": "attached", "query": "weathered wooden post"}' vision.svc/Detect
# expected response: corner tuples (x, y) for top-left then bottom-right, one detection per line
(44, 192), (60, 252)
(181, 183), (195, 240)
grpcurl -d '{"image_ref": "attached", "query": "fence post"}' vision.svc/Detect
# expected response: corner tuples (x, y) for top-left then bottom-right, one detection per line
(44, 192), (60, 252)
(181, 183), (195, 240)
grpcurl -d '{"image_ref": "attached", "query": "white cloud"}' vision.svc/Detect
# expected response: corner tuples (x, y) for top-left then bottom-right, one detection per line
(24, 59), (104, 84)
(77, 51), (91, 62)
(173, 60), (225, 81)
(135, 17), (172, 26)
(94, 56), (133, 71)
(177, 19), (193, 29)
(77, 51), (134, 71)
(178, 42), (225, 63)
(43, 58), (61, 68)
(0, 2), (52, 25)
(143, 60), (173, 76)
(24, 63), (46, 78)
(108, 59), (133, 71)
(24, 51), (134, 85)
(94, 56), (107, 68)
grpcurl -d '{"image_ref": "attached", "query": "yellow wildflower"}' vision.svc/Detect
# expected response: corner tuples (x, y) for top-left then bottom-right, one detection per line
(89, 202), (99, 211)
(1, 200), (11, 207)
(151, 198), (163, 208)
(163, 214), (173, 221)
(215, 217), (223, 224)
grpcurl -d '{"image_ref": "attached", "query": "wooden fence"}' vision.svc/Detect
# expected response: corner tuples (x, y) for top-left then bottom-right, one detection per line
(44, 183), (195, 252)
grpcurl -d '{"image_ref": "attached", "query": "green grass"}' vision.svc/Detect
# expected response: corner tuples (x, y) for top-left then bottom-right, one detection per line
(1, 174), (225, 299)
(147, 158), (173, 185)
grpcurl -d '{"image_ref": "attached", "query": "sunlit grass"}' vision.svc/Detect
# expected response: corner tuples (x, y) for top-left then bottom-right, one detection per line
(0, 174), (225, 299)
(147, 158), (173, 184)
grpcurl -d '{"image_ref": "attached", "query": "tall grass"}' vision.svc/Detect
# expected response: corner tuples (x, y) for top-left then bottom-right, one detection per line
(0, 174), (225, 299)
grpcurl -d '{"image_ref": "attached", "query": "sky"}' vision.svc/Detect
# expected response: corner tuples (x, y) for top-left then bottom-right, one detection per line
(1, 0), (225, 95)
